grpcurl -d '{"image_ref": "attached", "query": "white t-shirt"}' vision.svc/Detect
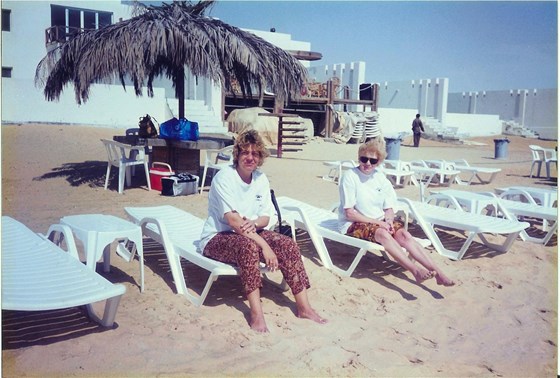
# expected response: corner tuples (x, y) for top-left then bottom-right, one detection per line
(199, 165), (274, 252)
(338, 166), (398, 233)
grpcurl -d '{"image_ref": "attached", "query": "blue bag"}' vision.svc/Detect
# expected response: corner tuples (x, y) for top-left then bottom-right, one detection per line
(159, 117), (199, 141)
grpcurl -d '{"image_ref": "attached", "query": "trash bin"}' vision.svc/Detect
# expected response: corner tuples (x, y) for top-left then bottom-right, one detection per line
(493, 138), (510, 159)
(384, 137), (401, 160)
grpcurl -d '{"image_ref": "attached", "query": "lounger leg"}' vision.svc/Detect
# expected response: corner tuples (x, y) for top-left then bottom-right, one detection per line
(200, 165), (210, 194)
(478, 231), (521, 253)
(85, 294), (124, 327)
(104, 163), (111, 190)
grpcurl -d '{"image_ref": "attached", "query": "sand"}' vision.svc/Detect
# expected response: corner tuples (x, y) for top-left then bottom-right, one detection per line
(1, 123), (558, 377)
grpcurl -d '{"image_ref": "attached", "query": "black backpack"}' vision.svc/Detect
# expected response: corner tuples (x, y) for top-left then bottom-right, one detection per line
(138, 114), (158, 138)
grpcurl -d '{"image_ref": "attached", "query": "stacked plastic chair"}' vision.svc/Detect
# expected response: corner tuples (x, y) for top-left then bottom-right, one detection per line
(364, 112), (381, 141)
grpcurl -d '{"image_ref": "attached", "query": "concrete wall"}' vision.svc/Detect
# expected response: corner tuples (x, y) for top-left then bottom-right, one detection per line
(376, 78), (449, 123)
(376, 107), (418, 138)
(308, 61), (366, 111)
(2, 78), (168, 128)
(445, 113), (502, 137)
(448, 88), (558, 140)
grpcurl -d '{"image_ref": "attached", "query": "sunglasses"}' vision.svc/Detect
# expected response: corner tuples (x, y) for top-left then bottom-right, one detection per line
(359, 156), (379, 165)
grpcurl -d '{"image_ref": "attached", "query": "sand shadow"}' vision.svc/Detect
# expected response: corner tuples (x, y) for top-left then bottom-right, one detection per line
(33, 160), (109, 188)
(139, 238), (251, 309)
(406, 223), (513, 261)
(2, 308), (119, 350)
(292, 229), (443, 300)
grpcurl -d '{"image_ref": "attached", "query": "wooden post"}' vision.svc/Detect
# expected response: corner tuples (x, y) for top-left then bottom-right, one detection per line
(325, 79), (334, 138)
(372, 83), (379, 112)
(176, 66), (185, 119)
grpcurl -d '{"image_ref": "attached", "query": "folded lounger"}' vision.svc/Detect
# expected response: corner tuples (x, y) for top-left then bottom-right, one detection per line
(124, 205), (285, 307)
(397, 198), (530, 260)
(276, 196), (431, 277)
(1, 216), (126, 327)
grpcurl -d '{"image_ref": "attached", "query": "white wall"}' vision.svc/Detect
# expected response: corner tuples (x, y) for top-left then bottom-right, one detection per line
(377, 107), (418, 138)
(445, 113), (502, 137)
(2, 78), (168, 128)
(243, 28), (312, 68)
(375, 109), (502, 138)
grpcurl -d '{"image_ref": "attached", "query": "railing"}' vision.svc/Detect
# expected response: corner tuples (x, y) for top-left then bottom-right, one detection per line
(45, 25), (89, 45)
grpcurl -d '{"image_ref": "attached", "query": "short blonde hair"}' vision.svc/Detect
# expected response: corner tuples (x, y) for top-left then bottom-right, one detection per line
(233, 129), (270, 167)
(358, 138), (386, 162)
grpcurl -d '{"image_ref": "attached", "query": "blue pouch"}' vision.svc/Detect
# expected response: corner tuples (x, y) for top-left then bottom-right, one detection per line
(159, 117), (199, 141)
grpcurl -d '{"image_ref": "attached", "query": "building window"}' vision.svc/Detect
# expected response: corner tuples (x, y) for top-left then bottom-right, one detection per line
(2, 67), (13, 78)
(2, 9), (11, 31)
(46, 5), (112, 44)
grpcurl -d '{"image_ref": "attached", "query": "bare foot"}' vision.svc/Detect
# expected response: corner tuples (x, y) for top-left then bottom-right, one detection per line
(413, 268), (435, 283)
(297, 308), (328, 324)
(435, 272), (455, 287)
(250, 312), (269, 333)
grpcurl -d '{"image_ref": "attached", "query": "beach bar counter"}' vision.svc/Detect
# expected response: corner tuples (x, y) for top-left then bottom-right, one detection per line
(114, 134), (234, 175)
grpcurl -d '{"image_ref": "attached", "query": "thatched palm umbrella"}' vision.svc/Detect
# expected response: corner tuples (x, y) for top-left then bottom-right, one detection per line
(35, 0), (308, 118)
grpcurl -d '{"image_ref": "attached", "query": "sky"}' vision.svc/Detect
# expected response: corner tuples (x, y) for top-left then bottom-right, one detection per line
(207, 1), (558, 93)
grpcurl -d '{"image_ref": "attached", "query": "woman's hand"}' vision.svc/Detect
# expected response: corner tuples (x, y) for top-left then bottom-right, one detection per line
(382, 219), (395, 235)
(262, 244), (278, 272)
(240, 217), (257, 234)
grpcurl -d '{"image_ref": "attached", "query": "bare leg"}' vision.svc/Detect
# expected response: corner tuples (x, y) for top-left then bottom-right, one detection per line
(394, 229), (455, 286)
(375, 228), (435, 283)
(293, 289), (328, 324)
(247, 289), (268, 333)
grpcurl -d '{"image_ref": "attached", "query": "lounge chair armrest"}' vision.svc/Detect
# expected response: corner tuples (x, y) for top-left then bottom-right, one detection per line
(42, 224), (80, 260)
(498, 188), (537, 205)
(478, 191), (498, 198)
(424, 193), (464, 211)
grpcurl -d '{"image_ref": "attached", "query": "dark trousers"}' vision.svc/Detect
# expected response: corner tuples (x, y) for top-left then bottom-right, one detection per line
(413, 133), (422, 147)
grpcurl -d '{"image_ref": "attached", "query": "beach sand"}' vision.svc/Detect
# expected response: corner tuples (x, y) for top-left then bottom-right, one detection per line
(1, 123), (558, 377)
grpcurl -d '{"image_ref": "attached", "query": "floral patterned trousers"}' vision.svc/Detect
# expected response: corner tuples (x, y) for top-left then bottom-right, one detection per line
(346, 220), (405, 243)
(203, 230), (310, 296)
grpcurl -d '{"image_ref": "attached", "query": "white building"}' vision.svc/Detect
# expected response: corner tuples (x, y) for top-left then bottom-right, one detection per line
(1, 0), (314, 133)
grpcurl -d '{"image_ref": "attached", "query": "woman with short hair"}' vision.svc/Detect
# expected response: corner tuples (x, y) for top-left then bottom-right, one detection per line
(200, 129), (327, 332)
(338, 139), (454, 286)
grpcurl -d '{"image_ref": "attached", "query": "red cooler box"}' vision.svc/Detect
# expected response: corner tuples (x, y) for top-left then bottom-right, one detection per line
(149, 162), (174, 192)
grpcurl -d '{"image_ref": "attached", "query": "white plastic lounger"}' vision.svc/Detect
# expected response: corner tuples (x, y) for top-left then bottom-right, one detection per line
(410, 160), (460, 187)
(380, 160), (418, 187)
(322, 160), (356, 184)
(398, 198), (530, 260)
(124, 205), (285, 307)
(483, 189), (558, 246)
(276, 196), (431, 277)
(448, 159), (502, 185)
(1, 216), (126, 327)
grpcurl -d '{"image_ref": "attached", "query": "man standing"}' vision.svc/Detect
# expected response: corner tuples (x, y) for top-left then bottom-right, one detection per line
(412, 114), (425, 147)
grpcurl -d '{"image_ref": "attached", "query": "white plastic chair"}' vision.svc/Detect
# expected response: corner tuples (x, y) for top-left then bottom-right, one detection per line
(199, 145), (234, 193)
(529, 145), (545, 178)
(101, 139), (151, 194)
(543, 148), (557, 179)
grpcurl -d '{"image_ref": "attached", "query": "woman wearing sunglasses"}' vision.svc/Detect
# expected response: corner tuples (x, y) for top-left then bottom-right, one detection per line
(338, 139), (454, 286)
